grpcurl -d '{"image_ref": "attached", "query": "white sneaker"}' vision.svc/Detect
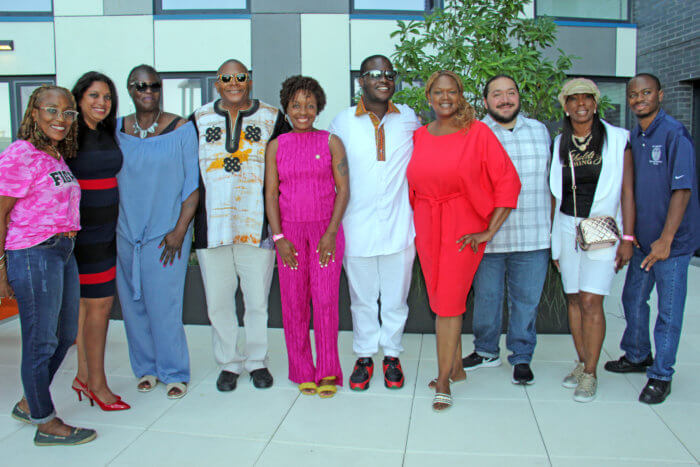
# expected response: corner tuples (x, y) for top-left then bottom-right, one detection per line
(573, 373), (597, 402)
(562, 361), (584, 389)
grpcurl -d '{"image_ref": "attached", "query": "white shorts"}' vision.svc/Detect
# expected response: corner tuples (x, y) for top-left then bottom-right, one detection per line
(557, 214), (616, 296)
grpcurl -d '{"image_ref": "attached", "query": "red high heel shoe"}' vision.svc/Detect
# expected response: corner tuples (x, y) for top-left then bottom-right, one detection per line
(71, 377), (89, 401)
(85, 389), (131, 411)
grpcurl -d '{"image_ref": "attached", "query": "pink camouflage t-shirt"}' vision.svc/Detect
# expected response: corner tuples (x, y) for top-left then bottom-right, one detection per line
(0, 140), (81, 250)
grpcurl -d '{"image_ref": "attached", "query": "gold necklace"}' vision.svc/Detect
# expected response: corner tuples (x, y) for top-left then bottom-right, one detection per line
(572, 133), (592, 152)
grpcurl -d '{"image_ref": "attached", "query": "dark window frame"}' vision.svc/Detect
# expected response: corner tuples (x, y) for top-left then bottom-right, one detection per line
(534, 0), (631, 23)
(154, 0), (250, 16)
(350, 0), (442, 16)
(0, 0), (53, 16)
(160, 72), (218, 117)
(0, 76), (55, 142)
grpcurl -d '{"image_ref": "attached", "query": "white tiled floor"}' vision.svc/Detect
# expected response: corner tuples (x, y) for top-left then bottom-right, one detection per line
(1, 265), (699, 466)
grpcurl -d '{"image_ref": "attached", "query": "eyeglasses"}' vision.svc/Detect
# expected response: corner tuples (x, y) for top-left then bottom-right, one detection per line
(218, 73), (249, 84)
(129, 81), (162, 92)
(37, 106), (79, 121)
(360, 69), (397, 81)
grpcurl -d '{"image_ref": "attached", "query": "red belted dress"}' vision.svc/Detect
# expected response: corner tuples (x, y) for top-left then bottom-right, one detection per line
(407, 121), (521, 316)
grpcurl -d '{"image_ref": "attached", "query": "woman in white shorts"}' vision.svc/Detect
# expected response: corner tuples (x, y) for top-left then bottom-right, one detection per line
(550, 78), (635, 403)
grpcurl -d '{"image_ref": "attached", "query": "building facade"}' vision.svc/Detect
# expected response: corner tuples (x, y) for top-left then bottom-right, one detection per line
(1, 0), (643, 151)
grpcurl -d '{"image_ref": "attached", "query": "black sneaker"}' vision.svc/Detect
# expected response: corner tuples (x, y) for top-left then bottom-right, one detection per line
(250, 368), (273, 389)
(462, 351), (501, 371)
(383, 357), (405, 389)
(604, 354), (653, 373)
(216, 371), (239, 392)
(639, 378), (671, 404)
(511, 363), (535, 385)
(349, 358), (374, 391)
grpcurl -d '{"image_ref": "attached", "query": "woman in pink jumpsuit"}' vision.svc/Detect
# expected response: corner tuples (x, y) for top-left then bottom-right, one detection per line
(265, 76), (349, 398)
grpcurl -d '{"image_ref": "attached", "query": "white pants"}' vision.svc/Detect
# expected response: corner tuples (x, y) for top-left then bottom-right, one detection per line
(196, 244), (275, 373)
(343, 244), (415, 358)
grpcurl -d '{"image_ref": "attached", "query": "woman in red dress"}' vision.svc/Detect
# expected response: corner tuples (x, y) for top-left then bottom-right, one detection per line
(407, 70), (521, 411)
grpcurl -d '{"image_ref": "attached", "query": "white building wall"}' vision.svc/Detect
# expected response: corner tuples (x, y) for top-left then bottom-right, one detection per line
(301, 14), (350, 129)
(0, 22), (55, 75)
(54, 15), (154, 114)
(155, 19), (252, 73)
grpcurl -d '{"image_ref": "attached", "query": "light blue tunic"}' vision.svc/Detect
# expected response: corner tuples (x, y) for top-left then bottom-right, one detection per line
(115, 119), (199, 383)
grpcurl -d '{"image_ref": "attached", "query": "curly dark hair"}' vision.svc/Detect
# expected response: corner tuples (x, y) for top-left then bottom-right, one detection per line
(279, 75), (326, 114)
(72, 71), (119, 143)
(17, 85), (78, 159)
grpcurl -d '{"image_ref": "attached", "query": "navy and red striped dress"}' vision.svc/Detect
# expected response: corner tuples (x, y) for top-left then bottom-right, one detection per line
(67, 127), (123, 298)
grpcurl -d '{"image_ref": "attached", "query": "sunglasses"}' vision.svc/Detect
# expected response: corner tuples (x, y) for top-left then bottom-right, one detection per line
(360, 69), (397, 81)
(218, 73), (249, 84)
(129, 81), (162, 92)
(37, 106), (79, 121)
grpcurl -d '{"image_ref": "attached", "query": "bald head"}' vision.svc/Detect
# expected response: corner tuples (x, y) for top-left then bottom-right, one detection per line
(218, 59), (248, 74)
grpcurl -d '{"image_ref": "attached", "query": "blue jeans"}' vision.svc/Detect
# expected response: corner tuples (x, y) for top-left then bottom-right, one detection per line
(621, 248), (691, 381)
(472, 249), (549, 365)
(6, 236), (80, 424)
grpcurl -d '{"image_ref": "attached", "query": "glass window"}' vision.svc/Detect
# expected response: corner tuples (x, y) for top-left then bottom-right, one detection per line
(156, 0), (248, 14)
(0, 0), (52, 14)
(0, 83), (11, 152)
(351, 0), (440, 14)
(160, 73), (228, 117)
(0, 77), (55, 151)
(596, 79), (630, 129)
(536, 0), (628, 21)
(162, 78), (203, 118)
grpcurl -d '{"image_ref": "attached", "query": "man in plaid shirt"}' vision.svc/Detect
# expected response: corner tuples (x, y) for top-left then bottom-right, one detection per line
(461, 75), (552, 385)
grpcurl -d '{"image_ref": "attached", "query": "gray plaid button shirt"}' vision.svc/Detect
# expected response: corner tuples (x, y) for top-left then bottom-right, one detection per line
(482, 114), (552, 253)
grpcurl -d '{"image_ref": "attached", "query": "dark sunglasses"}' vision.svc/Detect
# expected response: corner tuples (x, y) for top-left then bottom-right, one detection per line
(218, 73), (248, 84)
(129, 81), (162, 92)
(361, 69), (397, 81)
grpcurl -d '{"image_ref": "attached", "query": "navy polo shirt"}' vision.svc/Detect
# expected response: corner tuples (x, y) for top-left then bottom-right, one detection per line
(631, 109), (700, 256)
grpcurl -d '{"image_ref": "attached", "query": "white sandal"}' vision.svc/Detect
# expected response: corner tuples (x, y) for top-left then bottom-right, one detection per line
(137, 375), (158, 392)
(166, 382), (187, 399)
(428, 377), (466, 389)
(432, 393), (453, 412)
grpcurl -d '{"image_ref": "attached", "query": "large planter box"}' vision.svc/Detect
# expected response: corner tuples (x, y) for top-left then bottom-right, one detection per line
(112, 259), (569, 334)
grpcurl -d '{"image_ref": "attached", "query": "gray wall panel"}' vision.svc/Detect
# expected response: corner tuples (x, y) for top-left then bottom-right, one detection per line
(543, 26), (617, 77)
(104, 0), (152, 15)
(251, 13), (301, 108)
(252, 0), (348, 14)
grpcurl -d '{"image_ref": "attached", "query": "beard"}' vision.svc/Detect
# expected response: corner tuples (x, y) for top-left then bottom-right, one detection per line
(487, 103), (521, 124)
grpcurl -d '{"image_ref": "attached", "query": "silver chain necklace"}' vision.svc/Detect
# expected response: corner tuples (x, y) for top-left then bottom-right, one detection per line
(133, 111), (161, 139)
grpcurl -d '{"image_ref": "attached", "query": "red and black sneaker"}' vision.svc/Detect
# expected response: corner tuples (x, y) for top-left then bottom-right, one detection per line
(383, 357), (405, 389)
(349, 357), (374, 391)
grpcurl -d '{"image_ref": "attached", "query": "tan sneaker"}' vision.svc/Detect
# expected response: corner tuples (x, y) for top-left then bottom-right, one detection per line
(562, 361), (584, 389)
(573, 373), (597, 402)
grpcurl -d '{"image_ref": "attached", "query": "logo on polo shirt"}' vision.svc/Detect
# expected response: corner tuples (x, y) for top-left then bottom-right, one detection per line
(649, 145), (663, 166)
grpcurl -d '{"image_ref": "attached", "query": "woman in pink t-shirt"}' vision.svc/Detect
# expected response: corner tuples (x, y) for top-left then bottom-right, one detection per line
(0, 85), (97, 446)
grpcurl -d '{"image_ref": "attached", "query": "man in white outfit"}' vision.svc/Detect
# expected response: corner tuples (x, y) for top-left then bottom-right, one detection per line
(329, 55), (420, 390)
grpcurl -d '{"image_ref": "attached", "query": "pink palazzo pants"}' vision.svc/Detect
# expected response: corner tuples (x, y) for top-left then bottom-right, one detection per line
(277, 220), (344, 385)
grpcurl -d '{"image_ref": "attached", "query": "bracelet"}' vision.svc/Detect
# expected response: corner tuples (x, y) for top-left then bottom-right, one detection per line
(0, 253), (5, 262)
(272, 233), (285, 242)
(621, 235), (635, 242)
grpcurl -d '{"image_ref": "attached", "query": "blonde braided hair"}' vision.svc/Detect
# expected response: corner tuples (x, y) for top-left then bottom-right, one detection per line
(17, 85), (78, 159)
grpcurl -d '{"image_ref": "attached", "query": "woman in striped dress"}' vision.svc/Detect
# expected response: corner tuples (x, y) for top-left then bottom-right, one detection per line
(67, 72), (129, 411)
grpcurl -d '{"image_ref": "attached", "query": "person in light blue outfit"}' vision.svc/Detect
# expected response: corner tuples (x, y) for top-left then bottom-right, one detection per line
(115, 65), (200, 399)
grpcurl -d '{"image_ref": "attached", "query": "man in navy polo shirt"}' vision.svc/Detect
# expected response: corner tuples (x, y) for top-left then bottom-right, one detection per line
(605, 73), (699, 404)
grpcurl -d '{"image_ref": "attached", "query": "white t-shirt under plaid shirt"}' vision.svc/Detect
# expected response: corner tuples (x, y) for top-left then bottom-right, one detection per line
(482, 114), (552, 253)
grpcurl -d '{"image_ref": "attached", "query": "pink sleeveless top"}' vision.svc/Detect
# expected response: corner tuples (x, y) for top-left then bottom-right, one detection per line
(276, 130), (336, 223)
